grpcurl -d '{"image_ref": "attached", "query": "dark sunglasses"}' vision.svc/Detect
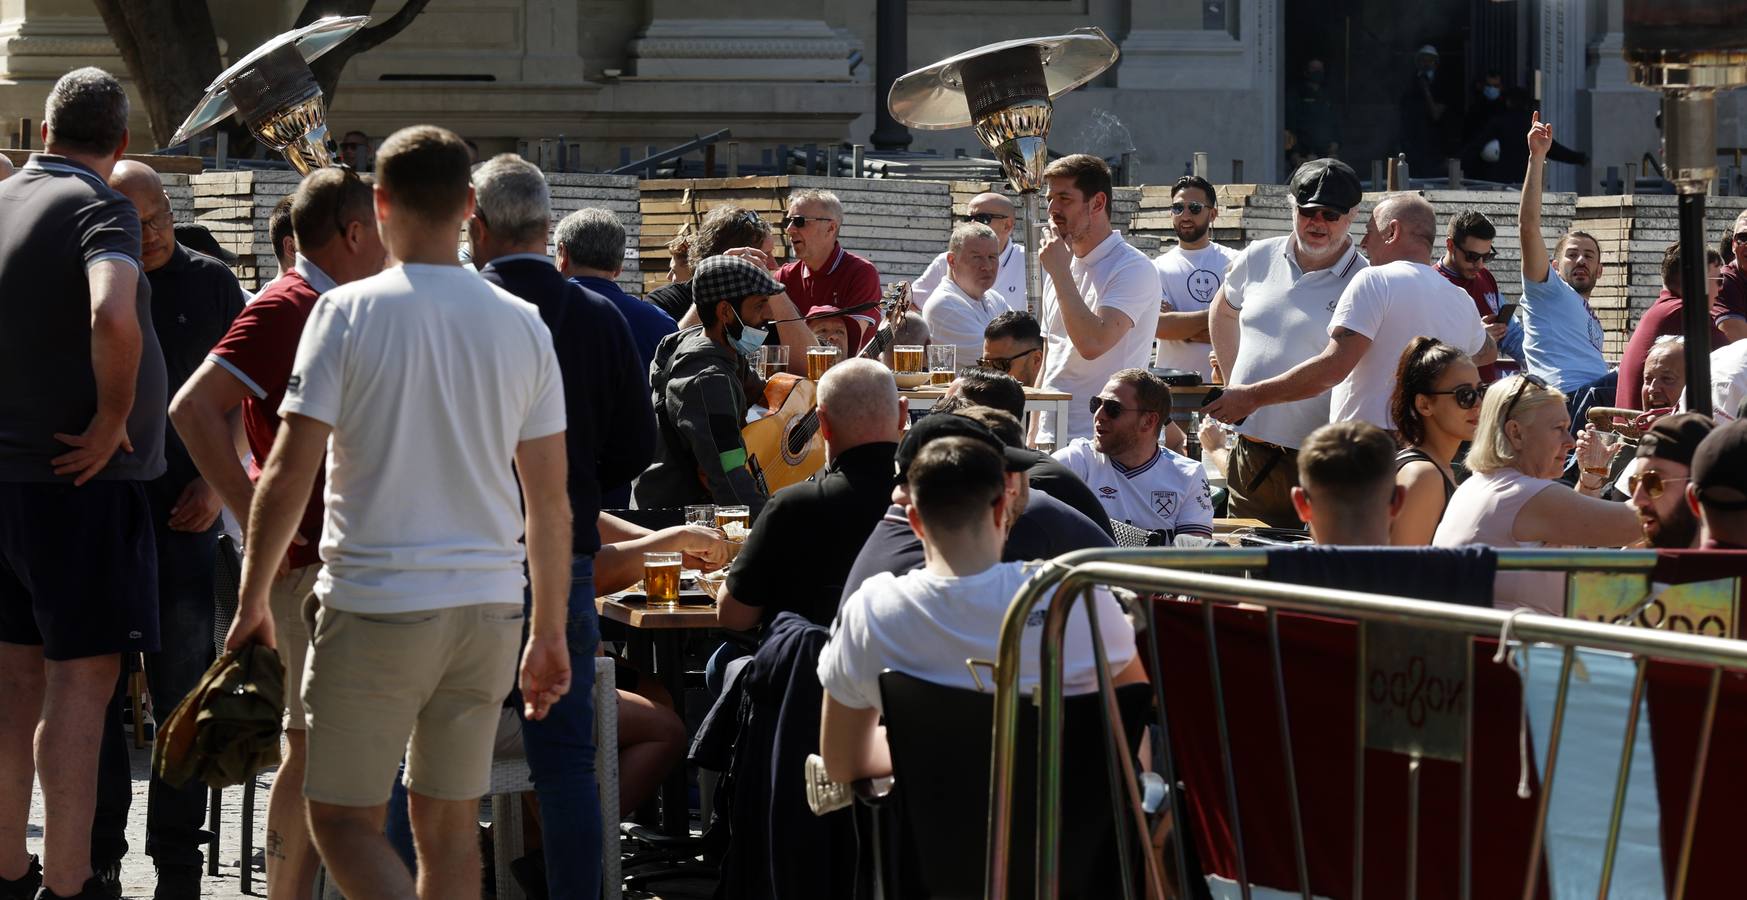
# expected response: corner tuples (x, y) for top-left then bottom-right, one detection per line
(974, 347), (1040, 373)
(1295, 206), (1345, 223)
(1502, 373), (1550, 422)
(1733, 231), (1747, 244)
(1426, 382), (1486, 409)
(1628, 469), (1688, 500)
(1458, 247), (1498, 264)
(781, 215), (834, 229)
(957, 212), (1012, 225)
(1170, 201), (1209, 216)
(1089, 396), (1159, 418)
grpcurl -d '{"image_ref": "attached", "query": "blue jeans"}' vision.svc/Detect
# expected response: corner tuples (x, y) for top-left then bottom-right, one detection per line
(513, 555), (603, 900)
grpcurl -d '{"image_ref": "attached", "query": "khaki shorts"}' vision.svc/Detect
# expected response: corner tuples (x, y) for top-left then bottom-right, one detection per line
(268, 565), (318, 730)
(300, 599), (524, 807)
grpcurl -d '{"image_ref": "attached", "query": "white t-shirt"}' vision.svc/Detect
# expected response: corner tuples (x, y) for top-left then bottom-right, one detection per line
(1706, 340), (1747, 423)
(1152, 242), (1238, 379)
(282, 263), (567, 614)
(1052, 438), (1213, 538)
(1039, 231), (1161, 445)
(817, 561), (1137, 713)
(1328, 260), (1489, 430)
(922, 278), (1004, 366)
(912, 240), (1028, 314)
(1224, 236), (1367, 449)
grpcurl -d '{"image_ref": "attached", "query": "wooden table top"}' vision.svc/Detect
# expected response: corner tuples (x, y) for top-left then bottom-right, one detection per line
(901, 386), (1072, 401)
(597, 594), (722, 629)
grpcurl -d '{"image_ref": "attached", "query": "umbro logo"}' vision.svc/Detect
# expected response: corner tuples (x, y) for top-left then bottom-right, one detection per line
(1098, 486), (1117, 496)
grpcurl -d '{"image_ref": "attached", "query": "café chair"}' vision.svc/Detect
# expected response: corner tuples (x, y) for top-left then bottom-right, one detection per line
(854, 670), (1152, 900)
(205, 533), (262, 890)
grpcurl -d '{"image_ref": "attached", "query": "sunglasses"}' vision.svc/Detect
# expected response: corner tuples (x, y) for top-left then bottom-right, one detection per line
(1628, 470), (1688, 500)
(1089, 396), (1159, 418)
(781, 215), (834, 229)
(1295, 206), (1345, 223)
(1426, 382), (1486, 409)
(974, 347), (1040, 373)
(1733, 232), (1747, 244)
(1170, 201), (1209, 216)
(1502, 373), (1550, 422)
(1458, 247), (1499, 264)
(957, 212), (1012, 225)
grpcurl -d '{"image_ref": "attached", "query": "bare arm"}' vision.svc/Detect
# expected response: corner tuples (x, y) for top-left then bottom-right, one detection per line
(1520, 112), (1553, 285)
(1208, 287), (1241, 380)
(1156, 309), (1213, 343)
(1473, 332), (1500, 367)
(596, 522), (729, 595)
(1389, 463), (1448, 546)
(1513, 482), (1642, 547)
(1202, 329), (1371, 424)
(170, 361), (257, 522)
(227, 414), (331, 651)
(516, 431), (573, 720)
(768, 291), (820, 375)
(53, 259), (141, 484)
(820, 694), (892, 782)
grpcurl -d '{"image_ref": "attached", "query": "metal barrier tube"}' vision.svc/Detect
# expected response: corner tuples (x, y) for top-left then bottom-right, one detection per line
(1406, 753), (1422, 900)
(1596, 656), (1649, 899)
(1352, 628), (1366, 900)
(1080, 584), (1160, 900)
(1266, 608), (1313, 900)
(1672, 667), (1724, 900)
(1519, 646), (1575, 900)
(1139, 586), (1193, 900)
(1035, 576), (1079, 900)
(1460, 638), (1475, 900)
(1203, 599), (1253, 900)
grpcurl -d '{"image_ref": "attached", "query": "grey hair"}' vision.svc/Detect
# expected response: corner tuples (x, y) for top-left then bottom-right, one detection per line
(949, 222), (998, 254)
(1651, 334), (1686, 348)
(471, 154), (550, 245)
(45, 67), (129, 155)
(787, 188), (843, 220)
(555, 208), (627, 272)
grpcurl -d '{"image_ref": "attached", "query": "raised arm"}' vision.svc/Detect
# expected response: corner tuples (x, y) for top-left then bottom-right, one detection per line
(1040, 230), (1134, 361)
(1520, 111), (1554, 285)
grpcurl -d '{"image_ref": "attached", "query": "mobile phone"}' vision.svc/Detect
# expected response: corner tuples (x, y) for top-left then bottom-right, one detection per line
(1200, 387), (1223, 406)
(1493, 302), (1519, 324)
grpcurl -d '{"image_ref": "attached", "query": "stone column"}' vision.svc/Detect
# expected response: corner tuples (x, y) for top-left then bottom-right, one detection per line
(1537, 0), (1586, 193)
(0, 0), (139, 145)
(1118, 0), (1248, 91)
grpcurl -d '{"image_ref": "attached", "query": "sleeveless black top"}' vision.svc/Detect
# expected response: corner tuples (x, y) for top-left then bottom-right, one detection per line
(1395, 447), (1457, 503)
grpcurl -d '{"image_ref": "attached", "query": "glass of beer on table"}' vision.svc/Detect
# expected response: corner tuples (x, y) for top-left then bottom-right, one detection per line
(685, 504), (716, 527)
(806, 346), (841, 381)
(928, 345), (957, 385)
(893, 344), (925, 374)
(759, 345), (789, 380)
(642, 551), (683, 607)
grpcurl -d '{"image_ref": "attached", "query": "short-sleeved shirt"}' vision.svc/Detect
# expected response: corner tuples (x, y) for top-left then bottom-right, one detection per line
(148, 243), (245, 484)
(0, 154), (166, 483)
(1614, 292), (1694, 410)
(570, 274), (676, 377)
(282, 263), (566, 613)
(1329, 261), (1489, 430)
(1152, 241), (1238, 379)
(1026, 452), (1115, 536)
(921, 278), (1003, 365)
(1518, 268), (1608, 392)
(1039, 230), (1162, 444)
(206, 257), (334, 570)
(819, 561), (1136, 713)
(1223, 236), (1366, 449)
(911, 240), (1028, 314)
(1436, 262), (1518, 382)
(1052, 439), (1213, 539)
(725, 442), (896, 627)
(778, 243), (882, 344)
(1713, 261), (1747, 338)
(1704, 339), (1747, 424)
(647, 280), (693, 322)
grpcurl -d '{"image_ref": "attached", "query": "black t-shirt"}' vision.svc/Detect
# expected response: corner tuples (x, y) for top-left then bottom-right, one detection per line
(840, 488), (1115, 607)
(727, 441), (897, 627)
(648, 281), (693, 322)
(1027, 453), (1115, 536)
(0, 155), (166, 483)
(148, 243), (244, 485)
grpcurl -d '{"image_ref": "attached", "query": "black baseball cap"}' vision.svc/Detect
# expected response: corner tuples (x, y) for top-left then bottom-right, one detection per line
(1288, 158), (1362, 215)
(896, 412), (1036, 479)
(1692, 419), (1747, 510)
(1635, 412), (1715, 467)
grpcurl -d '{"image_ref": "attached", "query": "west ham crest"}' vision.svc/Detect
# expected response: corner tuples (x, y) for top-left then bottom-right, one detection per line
(1153, 490), (1179, 518)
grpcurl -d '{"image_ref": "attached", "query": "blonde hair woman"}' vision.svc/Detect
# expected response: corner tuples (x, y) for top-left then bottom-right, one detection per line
(1433, 374), (1640, 613)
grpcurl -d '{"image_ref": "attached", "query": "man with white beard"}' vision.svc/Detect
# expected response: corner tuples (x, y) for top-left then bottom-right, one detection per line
(1204, 158), (1367, 527)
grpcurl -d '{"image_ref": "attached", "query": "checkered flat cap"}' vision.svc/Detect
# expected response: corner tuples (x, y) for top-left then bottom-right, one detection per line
(692, 255), (784, 308)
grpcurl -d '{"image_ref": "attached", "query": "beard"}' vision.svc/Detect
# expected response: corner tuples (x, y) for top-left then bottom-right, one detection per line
(1292, 229), (1346, 266)
(1175, 220), (1209, 244)
(1643, 504), (1699, 549)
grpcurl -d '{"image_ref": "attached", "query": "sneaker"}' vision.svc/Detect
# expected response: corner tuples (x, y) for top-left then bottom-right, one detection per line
(0, 856), (41, 900)
(151, 864), (201, 900)
(87, 863), (120, 900)
(33, 875), (114, 900)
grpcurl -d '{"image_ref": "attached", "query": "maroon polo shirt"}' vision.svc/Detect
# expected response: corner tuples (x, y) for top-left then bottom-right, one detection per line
(778, 242), (882, 350)
(1616, 289), (1730, 410)
(1713, 260), (1747, 341)
(1436, 262), (1507, 382)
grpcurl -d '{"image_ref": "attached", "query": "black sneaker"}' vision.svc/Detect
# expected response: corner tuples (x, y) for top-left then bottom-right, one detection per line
(0, 856), (41, 900)
(151, 864), (201, 900)
(33, 875), (114, 900)
(87, 862), (120, 900)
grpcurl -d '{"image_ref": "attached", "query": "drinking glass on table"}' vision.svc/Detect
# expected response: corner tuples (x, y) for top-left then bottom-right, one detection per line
(759, 345), (789, 380)
(806, 346), (841, 381)
(642, 551), (683, 607)
(893, 344), (925, 374)
(928, 345), (957, 385)
(685, 504), (717, 527)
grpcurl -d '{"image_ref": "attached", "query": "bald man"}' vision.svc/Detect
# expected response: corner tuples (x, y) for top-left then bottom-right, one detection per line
(716, 358), (906, 630)
(1209, 193), (1497, 432)
(94, 160), (246, 888)
(912, 191), (1028, 310)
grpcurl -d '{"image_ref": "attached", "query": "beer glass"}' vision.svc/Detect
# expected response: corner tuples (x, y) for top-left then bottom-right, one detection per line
(685, 504), (716, 527)
(806, 346), (841, 381)
(928, 344), (957, 385)
(716, 505), (751, 534)
(893, 344), (926, 374)
(759, 345), (789, 380)
(643, 551), (683, 607)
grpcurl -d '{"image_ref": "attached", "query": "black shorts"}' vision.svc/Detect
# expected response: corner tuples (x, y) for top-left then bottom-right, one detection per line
(0, 481), (159, 660)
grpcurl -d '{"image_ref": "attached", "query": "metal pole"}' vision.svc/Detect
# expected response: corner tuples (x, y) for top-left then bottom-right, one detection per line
(870, 0), (913, 150)
(1679, 193), (1714, 415)
(1233, 159), (1245, 184)
(1447, 158), (1463, 189)
(20, 117), (31, 150)
(853, 144), (865, 178)
(1193, 151), (1210, 178)
(728, 142), (740, 177)
(1596, 657), (1649, 899)
(216, 131), (228, 170)
(1023, 192), (1042, 321)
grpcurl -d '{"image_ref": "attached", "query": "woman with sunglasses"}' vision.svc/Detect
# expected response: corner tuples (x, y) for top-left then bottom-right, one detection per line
(1433, 374), (1641, 613)
(1389, 338), (1482, 545)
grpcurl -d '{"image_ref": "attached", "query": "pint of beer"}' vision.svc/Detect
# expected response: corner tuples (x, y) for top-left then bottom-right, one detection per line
(806, 346), (841, 381)
(928, 344), (956, 385)
(716, 505), (750, 531)
(759, 345), (790, 380)
(643, 551), (683, 607)
(893, 344), (925, 374)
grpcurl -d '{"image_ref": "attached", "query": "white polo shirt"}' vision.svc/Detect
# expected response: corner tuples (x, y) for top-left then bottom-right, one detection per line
(1153, 241), (1238, 379)
(1224, 236), (1367, 449)
(1052, 438), (1214, 539)
(1038, 231), (1161, 445)
(912, 240), (1028, 314)
(922, 278), (1004, 366)
(1329, 260), (1489, 430)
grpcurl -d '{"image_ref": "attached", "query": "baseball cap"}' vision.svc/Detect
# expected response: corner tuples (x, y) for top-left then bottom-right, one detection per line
(803, 303), (864, 352)
(1288, 158), (1362, 214)
(1691, 419), (1747, 510)
(895, 412), (1036, 479)
(1416, 44), (1440, 58)
(1635, 412), (1715, 467)
(692, 255), (783, 310)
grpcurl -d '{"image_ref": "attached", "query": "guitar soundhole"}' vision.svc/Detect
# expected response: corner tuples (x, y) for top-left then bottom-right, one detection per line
(784, 409), (821, 463)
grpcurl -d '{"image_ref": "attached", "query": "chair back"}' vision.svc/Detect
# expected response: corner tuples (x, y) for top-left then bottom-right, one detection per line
(212, 534), (242, 654)
(877, 670), (1151, 900)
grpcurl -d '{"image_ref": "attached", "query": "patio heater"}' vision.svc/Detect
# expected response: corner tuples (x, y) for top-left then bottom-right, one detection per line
(1624, 1), (1747, 415)
(169, 17), (370, 175)
(886, 29), (1120, 320)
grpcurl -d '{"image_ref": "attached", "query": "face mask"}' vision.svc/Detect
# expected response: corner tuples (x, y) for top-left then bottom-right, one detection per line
(1482, 85), (1501, 101)
(727, 303), (769, 358)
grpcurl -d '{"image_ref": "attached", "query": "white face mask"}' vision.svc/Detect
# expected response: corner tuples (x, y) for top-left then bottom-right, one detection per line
(727, 303), (769, 357)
